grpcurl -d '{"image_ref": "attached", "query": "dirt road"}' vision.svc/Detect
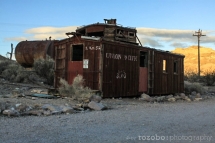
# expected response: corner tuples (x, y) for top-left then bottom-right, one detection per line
(0, 98), (214, 143)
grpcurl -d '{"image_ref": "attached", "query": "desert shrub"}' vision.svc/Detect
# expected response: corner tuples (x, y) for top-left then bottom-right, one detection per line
(58, 75), (93, 102)
(0, 60), (11, 74)
(33, 56), (54, 85)
(184, 81), (206, 94)
(184, 71), (200, 83)
(201, 70), (215, 86)
(58, 78), (75, 97)
(28, 72), (47, 83)
(1, 63), (30, 83)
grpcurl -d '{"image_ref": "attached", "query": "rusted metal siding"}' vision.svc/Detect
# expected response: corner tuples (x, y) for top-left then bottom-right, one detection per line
(153, 51), (184, 94)
(102, 41), (139, 97)
(15, 41), (55, 67)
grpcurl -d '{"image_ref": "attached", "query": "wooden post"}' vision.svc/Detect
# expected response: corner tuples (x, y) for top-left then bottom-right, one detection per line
(10, 43), (13, 60)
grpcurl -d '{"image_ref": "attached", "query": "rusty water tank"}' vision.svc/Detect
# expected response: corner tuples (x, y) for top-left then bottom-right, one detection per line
(15, 41), (55, 67)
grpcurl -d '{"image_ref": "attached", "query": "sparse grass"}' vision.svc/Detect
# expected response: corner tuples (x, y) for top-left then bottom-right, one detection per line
(58, 75), (93, 102)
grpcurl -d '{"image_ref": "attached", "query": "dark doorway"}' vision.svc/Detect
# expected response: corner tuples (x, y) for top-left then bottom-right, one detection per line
(72, 44), (83, 61)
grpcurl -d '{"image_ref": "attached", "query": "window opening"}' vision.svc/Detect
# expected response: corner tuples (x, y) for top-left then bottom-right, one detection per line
(140, 51), (147, 67)
(163, 60), (166, 72)
(174, 60), (178, 73)
(71, 44), (83, 61)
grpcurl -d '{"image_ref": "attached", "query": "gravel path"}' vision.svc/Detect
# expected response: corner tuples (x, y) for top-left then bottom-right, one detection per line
(0, 98), (214, 143)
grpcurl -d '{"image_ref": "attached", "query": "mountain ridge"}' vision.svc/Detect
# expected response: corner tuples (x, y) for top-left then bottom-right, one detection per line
(172, 46), (215, 74)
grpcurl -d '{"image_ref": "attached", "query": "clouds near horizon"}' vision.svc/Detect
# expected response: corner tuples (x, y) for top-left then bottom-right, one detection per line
(4, 26), (78, 42)
(136, 27), (215, 49)
(4, 26), (215, 50)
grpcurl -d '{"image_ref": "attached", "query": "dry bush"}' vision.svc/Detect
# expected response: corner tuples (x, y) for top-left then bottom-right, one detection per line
(184, 71), (200, 83)
(1, 57), (54, 84)
(58, 78), (75, 97)
(33, 56), (54, 85)
(201, 70), (215, 86)
(0, 60), (12, 74)
(28, 72), (47, 83)
(58, 75), (93, 102)
(184, 81), (206, 94)
(1, 63), (30, 83)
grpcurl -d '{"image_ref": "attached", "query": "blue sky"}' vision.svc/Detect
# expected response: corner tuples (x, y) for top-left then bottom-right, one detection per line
(0, 0), (215, 58)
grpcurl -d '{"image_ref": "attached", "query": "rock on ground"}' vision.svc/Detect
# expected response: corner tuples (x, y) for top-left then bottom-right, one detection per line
(88, 101), (106, 111)
(139, 93), (151, 102)
(167, 97), (176, 102)
(3, 109), (20, 117)
(89, 94), (102, 103)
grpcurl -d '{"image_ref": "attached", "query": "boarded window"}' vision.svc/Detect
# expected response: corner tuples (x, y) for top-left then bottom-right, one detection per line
(128, 32), (135, 37)
(163, 60), (166, 72)
(174, 60), (178, 73)
(71, 45), (83, 61)
(116, 29), (124, 37)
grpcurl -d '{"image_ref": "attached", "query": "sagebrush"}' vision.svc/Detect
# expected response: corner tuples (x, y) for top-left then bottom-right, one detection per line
(201, 70), (215, 86)
(58, 75), (93, 102)
(0, 60), (11, 74)
(33, 56), (55, 85)
(184, 81), (206, 94)
(0, 56), (55, 85)
(184, 71), (200, 83)
(1, 62), (30, 83)
(184, 70), (215, 86)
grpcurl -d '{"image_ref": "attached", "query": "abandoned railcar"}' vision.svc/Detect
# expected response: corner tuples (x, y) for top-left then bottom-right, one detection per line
(14, 19), (184, 97)
(54, 19), (185, 97)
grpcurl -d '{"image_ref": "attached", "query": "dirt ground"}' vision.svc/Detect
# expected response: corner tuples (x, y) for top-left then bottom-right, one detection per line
(0, 79), (215, 143)
(0, 98), (214, 143)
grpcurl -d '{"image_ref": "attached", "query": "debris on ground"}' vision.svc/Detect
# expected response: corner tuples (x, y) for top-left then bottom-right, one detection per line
(0, 55), (215, 117)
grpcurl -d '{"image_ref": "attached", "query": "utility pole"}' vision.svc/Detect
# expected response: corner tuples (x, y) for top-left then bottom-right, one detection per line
(193, 29), (206, 78)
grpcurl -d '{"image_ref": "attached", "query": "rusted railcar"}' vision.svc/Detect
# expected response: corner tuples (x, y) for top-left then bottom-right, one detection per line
(14, 19), (184, 97)
(54, 19), (185, 97)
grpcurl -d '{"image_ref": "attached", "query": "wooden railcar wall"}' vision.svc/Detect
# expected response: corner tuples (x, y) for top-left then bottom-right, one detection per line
(82, 40), (101, 90)
(102, 42), (139, 97)
(54, 37), (184, 97)
(153, 52), (184, 94)
(54, 37), (102, 91)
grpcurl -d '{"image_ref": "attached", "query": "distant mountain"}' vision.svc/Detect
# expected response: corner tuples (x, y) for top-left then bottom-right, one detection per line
(171, 46), (215, 74)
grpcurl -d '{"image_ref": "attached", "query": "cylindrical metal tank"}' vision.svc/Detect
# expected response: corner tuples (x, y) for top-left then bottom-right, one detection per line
(15, 41), (55, 67)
